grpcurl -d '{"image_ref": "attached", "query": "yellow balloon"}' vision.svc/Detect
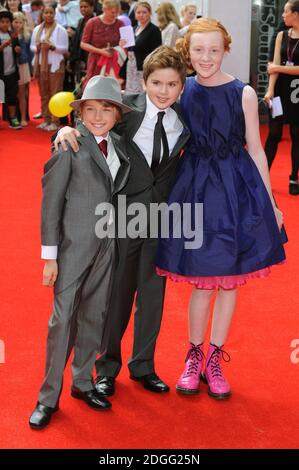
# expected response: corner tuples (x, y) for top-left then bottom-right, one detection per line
(48, 91), (75, 117)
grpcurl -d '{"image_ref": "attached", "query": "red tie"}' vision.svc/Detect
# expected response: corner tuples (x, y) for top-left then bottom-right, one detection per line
(98, 139), (108, 158)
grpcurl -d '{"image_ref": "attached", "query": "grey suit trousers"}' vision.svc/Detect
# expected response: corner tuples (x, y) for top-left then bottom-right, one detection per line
(38, 238), (115, 408)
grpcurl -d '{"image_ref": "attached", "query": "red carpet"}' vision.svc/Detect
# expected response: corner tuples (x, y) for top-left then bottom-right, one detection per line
(0, 82), (299, 449)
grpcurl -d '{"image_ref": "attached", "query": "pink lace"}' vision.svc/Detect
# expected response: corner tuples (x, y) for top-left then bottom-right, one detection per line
(156, 267), (271, 290)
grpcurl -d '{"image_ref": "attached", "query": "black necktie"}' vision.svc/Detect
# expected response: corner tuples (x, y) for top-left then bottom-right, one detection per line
(98, 139), (108, 158)
(151, 111), (169, 173)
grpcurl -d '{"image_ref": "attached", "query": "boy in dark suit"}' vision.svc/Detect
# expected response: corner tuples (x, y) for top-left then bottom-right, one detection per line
(54, 46), (190, 396)
(29, 76), (132, 430)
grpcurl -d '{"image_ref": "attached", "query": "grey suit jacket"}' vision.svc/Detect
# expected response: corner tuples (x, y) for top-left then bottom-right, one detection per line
(41, 123), (130, 293)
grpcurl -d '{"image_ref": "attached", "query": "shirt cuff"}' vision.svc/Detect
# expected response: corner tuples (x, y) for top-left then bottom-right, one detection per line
(41, 246), (58, 260)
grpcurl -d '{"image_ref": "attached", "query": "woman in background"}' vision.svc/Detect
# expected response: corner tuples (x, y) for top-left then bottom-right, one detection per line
(13, 11), (31, 126)
(30, 3), (68, 131)
(156, 2), (181, 48)
(121, 1), (161, 94)
(81, 0), (124, 82)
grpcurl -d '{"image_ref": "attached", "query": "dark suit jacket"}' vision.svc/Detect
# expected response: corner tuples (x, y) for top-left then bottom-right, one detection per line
(42, 123), (130, 292)
(113, 93), (190, 209)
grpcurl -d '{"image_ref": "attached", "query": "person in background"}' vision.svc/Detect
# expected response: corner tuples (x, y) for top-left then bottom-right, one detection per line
(264, 0), (299, 195)
(70, 0), (94, 86)
(118, 0), (131, 26)
(93, 0), (103, 16)
(13, 10), (31, 126)
(0, 9), (22, 129)
(5, 0), (34, 30)
(55, 0), (82, 31)
(120, 1), (161, 94)
(180, 3), (197, 27)
(179, 2), (197, 37)
(23, 0), (44, 26)
(156, 2), (181, 48)
(127, 0), (137, 27)
(30, 3), (68, 131)
(81, 0), (124, 82)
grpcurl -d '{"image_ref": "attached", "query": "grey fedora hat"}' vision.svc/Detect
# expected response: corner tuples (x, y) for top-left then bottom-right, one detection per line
(70, 75), (132, 113)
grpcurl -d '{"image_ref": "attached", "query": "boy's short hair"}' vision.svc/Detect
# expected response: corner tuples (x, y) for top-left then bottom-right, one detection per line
(80, 100), (123, 124)
(143, 46), (187, 85)
(79, 0), (94, 6)
(0, 10), (13, 22)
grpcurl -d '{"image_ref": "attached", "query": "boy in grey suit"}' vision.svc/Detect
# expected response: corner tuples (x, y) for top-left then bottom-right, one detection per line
(29, 76), (132, 430)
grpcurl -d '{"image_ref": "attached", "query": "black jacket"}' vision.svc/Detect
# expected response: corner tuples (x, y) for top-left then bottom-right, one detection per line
(119, 22), (162, 79)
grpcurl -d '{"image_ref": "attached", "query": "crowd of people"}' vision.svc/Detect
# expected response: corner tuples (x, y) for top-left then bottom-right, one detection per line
(0, 0), (199, 130)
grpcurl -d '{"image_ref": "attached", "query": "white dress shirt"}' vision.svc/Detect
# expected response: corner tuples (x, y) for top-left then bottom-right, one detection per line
(41, 133), (120, 260)
(133, 95), (183, 168)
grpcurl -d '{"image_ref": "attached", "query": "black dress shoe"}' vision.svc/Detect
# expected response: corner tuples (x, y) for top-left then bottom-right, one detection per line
(289, 179), (299, 195)
(29, 402), (59, 430)
(71, 386), (112, 410)
(95, 376), (115, 396)
(130, 372), (170, 393)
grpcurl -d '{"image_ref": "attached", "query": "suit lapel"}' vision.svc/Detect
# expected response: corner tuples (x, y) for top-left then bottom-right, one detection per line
(126, 93), (147, 138)
(125, 93), (154, 173)
(110, 132), (131, 195)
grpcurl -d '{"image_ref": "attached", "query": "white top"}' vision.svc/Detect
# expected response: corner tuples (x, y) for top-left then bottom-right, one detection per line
(41, 134), (120, 260)
(30, 23), (68, 73)
(133, 95), (183, 168)
(161, 22), (181, 48)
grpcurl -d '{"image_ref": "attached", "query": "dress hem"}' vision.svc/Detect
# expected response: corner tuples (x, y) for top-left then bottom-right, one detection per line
(156, 267), (272, 290)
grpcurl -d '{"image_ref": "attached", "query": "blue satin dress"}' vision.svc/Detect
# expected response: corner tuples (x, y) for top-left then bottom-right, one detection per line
(156, 77), (287, 289)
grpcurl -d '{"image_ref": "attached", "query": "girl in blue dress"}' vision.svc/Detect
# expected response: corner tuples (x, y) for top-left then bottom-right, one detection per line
(156, 18), (287, 399)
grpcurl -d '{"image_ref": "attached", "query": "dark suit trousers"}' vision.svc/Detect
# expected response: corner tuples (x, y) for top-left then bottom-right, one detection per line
(38, 238), (115, 408)
(96, 235), (166, 378)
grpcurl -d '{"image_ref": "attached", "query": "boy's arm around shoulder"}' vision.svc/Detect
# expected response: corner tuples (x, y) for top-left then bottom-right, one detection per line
(41, 145), (73, 246)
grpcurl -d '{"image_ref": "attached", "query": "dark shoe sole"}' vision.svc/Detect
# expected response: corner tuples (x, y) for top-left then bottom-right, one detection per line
(176, 385), (200, 395)
(29, 421), (50, 430)
(95, 389), (115, 397)
(143, 383), (170, 393)
(130, 375), (170, 393)
(71, 390), (111, 410)
(29, 407), (58, 430)
(208, 390), (231, 400)
(201, 373), (231, 399)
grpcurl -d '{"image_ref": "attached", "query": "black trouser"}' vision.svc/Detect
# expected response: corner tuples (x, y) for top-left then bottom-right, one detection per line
(95, 236), (166, 378)
(264, 119), (299, 180)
